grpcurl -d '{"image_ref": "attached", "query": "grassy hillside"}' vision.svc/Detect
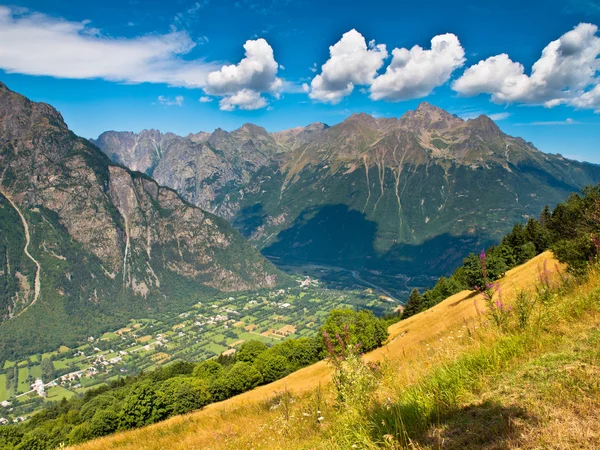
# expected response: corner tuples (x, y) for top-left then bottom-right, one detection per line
(71, 250), (600, 449)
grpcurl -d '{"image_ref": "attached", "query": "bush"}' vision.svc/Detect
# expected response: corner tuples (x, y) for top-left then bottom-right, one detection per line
(236, 340), (268, 363)
(119, 381), (167, 429)
(318, 309), (388, 355)
(225, 362), (263, 396)
(160, 377), (211, 415)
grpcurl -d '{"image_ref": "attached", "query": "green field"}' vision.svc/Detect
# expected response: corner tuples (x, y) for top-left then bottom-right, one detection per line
(45, 385), (74, 402)
(0, 374), (7, 401)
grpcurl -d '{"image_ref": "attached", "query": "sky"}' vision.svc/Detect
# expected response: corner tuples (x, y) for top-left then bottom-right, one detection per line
(0, 0), (599, 163)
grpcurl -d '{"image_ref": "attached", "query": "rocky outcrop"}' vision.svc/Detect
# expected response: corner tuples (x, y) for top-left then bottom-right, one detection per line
(0, 82), (282, 327)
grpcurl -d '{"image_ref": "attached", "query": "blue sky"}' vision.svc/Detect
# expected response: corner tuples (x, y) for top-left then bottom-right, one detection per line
(0, 0), (599, 163)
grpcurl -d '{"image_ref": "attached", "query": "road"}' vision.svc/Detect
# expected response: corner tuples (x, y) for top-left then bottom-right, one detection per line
(349, 270), (401, 303)
(1, 189), (41, 316)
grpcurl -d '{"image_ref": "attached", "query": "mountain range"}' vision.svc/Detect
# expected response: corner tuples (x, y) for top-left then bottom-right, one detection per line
(0, 83), (283, 359)
(94, 103), (600, 278)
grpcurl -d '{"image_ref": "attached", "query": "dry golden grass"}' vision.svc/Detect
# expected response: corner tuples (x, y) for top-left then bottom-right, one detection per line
(72, 252), (568, 450)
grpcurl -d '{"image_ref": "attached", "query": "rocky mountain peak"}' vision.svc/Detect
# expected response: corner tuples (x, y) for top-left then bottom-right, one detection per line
(237, 123), (270, 137)
(399, 102), (464, 131)
(0, 83), (68, 141)
(466, 114), (504, 137)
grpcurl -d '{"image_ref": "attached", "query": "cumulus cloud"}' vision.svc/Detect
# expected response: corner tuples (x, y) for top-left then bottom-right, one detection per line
(0, 6), (219, 87)
(309, 29), (388, 104)
(570, 84), (600, 112)
(218, 89), (267, 111)
(199, 96), (213, 103)
(204, 38), (282, 110)
(452, 23), (600, 111)
(158, 95), (184, 106)
(370, 33), (465, 101)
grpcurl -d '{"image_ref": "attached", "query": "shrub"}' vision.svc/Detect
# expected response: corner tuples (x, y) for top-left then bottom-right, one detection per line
(318, 309), (388, 356)
(236, 340), (268, 363)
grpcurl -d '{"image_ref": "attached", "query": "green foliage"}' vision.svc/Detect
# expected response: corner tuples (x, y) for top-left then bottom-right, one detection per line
(160, 377), (210, 416)
(318, 309), (388, 354)
(401, 289), (422, 320)
(401, 183), (600, 319)
(224, 362), (263, 396)
(193, 360), (224, 381)
(119, 381), (167, 429)
(40, 357), (55, 381)
(236, 340), (268, 363)
(254, 354), (290, 383)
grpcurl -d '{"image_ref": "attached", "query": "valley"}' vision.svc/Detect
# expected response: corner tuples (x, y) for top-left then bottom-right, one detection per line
(0, 282), (393, 422)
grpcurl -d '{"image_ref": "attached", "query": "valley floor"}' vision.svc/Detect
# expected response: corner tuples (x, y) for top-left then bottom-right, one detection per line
(72, 251), (600, 449)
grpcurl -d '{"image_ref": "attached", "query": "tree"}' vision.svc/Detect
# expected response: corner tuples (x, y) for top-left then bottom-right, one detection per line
(254, 354), (290, 383)
(160, 377), (210, 416)
(225, 362), (263, 396)
(90, 408), (119, 438)
(40, 357), (55, 381)
(193, 359), (224, 382)
(401, 289), (422, 319)
(236, 340), (268, 363)
(119, 381), (167, 429)
(318, 309), (388, 355)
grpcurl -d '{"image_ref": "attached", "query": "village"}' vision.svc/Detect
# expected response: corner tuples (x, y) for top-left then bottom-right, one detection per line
(0, 277), (393, 422)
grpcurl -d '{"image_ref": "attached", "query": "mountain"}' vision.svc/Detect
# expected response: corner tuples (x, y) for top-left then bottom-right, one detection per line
(95, 103), (600, 280)
(92, 123), (286, 218)
(0, 83), (283, 359)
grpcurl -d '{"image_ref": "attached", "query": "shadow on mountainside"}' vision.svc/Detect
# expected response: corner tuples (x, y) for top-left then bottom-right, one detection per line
(261, 203), (495, 278)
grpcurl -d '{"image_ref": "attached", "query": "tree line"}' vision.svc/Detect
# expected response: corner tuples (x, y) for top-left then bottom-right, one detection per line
(0, 308), (387, 449)
(399, 185), (600, 320)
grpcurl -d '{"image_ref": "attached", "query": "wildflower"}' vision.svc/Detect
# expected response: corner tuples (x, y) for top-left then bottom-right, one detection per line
(318, 416), (324, 421)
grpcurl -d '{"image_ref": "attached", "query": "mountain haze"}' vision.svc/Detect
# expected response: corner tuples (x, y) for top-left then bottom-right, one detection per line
(95, 103), (600, 278)
(0, 83), (282, 358)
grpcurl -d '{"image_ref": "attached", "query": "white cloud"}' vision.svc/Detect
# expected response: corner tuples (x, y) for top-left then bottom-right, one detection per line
(309, 29), (388, 104)
(158, 95), (184, 106)
(370, 33), (465, 101)
(204, 38), (282, 110)
(0, 6), (219, 87)
(570, 84), (600, 112)
(453, 23), (600, 112)
(199, 96), (213, 103)
(516, 118), (582, 126)
(218, 89), (267, 111)
(488, 112), (511, 121)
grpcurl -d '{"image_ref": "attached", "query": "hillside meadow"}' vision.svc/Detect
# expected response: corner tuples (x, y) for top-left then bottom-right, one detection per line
(70, 249), (600, 449)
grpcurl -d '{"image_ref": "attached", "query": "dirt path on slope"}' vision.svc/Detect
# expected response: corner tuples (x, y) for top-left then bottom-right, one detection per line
(0, 189), (41, 316)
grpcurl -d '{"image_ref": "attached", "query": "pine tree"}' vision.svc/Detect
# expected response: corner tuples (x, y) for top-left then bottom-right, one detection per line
(401, 288), (422, 320)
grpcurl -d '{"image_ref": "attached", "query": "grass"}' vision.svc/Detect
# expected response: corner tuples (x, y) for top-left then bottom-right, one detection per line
(45, 385), (75, 402)
(0, 374), (7, 401)
(72, 252), (600, 449)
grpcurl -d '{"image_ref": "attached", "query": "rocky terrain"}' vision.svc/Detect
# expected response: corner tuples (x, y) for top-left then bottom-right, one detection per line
(0, 82), (283, 359)
(95, 103), (600, 277)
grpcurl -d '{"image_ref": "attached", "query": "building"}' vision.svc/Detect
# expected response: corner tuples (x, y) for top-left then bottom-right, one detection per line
(31, 378), (46, 397)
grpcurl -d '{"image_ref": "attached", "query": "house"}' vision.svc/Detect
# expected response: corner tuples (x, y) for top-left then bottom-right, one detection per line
(0, 401), (11, 408)
(31, 378), (46, 397)
(0, 418), (9, 425)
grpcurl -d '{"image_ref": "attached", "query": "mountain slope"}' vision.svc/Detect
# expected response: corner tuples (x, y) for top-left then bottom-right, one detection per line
(0, 82), (283, 359)
(74, 251), (600, 450)
(95, 104), (600, 287)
